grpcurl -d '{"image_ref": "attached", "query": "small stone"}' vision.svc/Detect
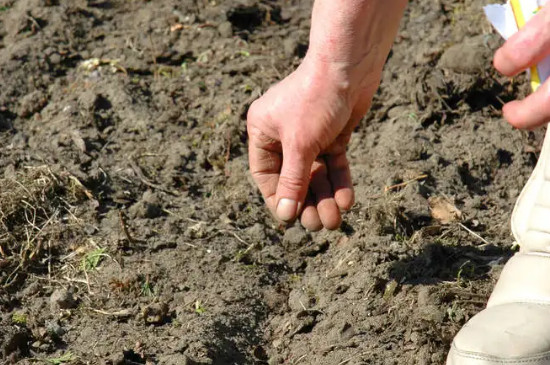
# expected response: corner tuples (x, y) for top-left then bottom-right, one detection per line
(438, 36), (489, 74)
(21, 281), (40, 297)
(46, 320), (65, 338)
(283, 226), (308, 248)
(141, 302), (170, 325)
(4, 164), (16, 179)
(245, 223), (267, 241)
(339, 322), (355, 341)
(218, 21), (233, 38)
(129, 191), (163, 219)
(419, 304), (445, 323)
(263, 289), (288, 313)
(417, 286), (431, 307)
(17, 91), (47, 118)
(287, 288), (311, 312)
(48, 53), (62, 65)
(50, 288), (76, 310)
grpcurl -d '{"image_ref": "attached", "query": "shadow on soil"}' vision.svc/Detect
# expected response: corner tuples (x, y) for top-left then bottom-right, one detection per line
(390, 241), (514, 285)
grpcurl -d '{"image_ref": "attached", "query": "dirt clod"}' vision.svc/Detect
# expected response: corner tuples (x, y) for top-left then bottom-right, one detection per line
(283, 226), (309, 249)
(50, 288), (76, 311)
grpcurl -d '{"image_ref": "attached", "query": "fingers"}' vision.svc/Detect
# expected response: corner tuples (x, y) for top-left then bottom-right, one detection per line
(300, 154), (354, 231)
(494, 6), (550, 76)
(300, 192), (323, 231)
(248, 127), (282, 216)
(309, 158), (342, 230)
(275, 142), (316, 222)
(250, 134), (353, 230)
(502, 79), (550, 129)
(326, 152), (355, 211)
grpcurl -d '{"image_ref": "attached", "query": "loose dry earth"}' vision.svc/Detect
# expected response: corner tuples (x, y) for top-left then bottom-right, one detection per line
(0, 0), (543, 364)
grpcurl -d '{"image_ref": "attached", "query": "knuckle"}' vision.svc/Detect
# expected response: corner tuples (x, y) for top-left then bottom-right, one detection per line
(329, 154), (349, 170)
(278, 173), (307, 193)
(285, 134), (321, 155)
(246, 100), (261, 124)
(506, 33), (539, 68)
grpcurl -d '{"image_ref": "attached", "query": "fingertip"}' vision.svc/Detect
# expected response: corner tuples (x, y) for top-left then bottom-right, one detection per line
(317, 199), (342, 230)
(502, 84), (550, 130)
(493, 48), (514, 77)
(335, 187), (355, 211)
(502, 101), (523, 129)
(326, 153), (354, 211)
(300, 205), (323, 231)
(276, 198), (300, 222)
(324, 214), (342, 231)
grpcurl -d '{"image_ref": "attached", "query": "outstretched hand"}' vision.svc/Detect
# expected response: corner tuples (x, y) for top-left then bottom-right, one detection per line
(247, 59), (378, 231)
(494, 4), (550, 129)
(246, 0), (407, 231)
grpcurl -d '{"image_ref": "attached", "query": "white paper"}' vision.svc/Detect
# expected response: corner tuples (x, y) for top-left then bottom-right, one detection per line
(484, 0), (550, 90)
(484, 4), (516, 39)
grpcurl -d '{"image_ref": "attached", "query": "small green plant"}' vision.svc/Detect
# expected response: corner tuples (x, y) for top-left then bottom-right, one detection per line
(172, 319), (182, 328)
(48, 352), (76, 364)
(288, 274), (302, 284)
(158, 67), (175, 78)
(456, 260), (475, 286)
(80, 247), (106, 271)
(194, 300), (206, 315)
(0, 6), (10, 12)
(233, 250), (246, 262)
(383, 280), (399, 301)
(447, 302), (466, 323)
(11, 312), (27, 325)
(237, 50), (250, 58)
(140, 278), (154, 297)
(394, 233), (408, 243)
(241, 84), (253, 93)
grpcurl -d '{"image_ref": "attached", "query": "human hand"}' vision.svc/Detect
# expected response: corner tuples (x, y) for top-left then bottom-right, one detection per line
(494, 4), (550, 129)
(247, 0), (406, 231)
(247, 58), (379, 231)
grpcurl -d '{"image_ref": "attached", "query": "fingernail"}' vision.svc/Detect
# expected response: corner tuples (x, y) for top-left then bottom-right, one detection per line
(277, 199), (298, 222)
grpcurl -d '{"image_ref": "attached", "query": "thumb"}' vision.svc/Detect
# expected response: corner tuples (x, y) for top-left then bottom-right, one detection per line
(275, 143), (316, 222)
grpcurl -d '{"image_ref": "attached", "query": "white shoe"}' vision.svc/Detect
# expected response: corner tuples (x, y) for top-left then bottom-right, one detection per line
(447, 129), (550, 365)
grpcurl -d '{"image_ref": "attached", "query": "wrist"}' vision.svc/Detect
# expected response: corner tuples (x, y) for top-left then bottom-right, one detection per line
(298, 54), (354, 100)
(303, 0), (408, 100)
(299, 49), (381, 107)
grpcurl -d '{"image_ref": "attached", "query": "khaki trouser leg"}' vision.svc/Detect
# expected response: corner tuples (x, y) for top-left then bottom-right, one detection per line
(447, 128), (550, 364)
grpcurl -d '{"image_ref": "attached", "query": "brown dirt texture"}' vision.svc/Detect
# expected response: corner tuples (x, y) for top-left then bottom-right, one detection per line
(0, 0), (544, 364)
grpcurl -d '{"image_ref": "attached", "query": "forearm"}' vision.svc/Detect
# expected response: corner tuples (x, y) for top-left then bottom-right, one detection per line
(304, 0), (408, 95)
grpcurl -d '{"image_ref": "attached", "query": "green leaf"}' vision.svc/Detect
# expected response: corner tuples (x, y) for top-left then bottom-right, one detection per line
(81, 248), (106, 271)
(48, 352), (76, 364)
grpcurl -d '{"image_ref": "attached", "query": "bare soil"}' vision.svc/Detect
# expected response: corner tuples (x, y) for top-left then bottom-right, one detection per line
(0, 0), (543, 364)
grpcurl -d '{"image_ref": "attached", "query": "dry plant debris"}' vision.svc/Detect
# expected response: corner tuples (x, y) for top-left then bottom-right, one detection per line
(0, 166), (88, 289)
(428, 196), (463, 224)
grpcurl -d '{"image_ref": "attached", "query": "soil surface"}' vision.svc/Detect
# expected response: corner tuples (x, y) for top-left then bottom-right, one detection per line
(0, 0), (544, 364)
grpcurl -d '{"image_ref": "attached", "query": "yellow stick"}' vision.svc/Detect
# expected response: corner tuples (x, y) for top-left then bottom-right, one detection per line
(510, 0), (542, 91)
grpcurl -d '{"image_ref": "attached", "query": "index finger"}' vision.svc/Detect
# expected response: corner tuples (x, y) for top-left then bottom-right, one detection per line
(248, 133), (282, 216)
(494, 5), (550, 76)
